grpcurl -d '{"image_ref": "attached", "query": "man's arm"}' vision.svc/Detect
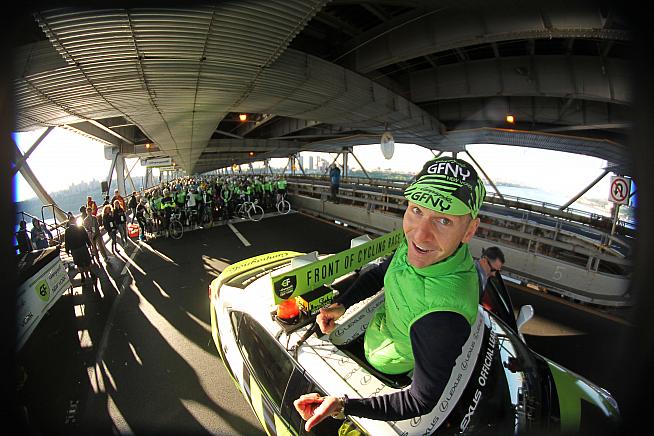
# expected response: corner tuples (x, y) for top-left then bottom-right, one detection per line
(345, 312), (471, 420)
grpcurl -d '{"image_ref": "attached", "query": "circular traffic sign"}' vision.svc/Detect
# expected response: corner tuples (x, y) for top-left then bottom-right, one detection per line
(610, 177), (630, 204)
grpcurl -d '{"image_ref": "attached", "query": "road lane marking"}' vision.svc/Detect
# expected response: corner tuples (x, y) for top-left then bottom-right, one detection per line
(228, 222), (251, 246)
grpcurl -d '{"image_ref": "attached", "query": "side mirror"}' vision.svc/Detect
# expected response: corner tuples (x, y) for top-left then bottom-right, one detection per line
(516, 304), (534, 341)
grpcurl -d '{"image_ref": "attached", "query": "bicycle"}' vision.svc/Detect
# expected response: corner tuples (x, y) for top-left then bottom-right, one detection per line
(168, 209), (184, 239)
(200, 203), (214, 226)
(236, 199), (264, 222)
(276, 193), (291, 215)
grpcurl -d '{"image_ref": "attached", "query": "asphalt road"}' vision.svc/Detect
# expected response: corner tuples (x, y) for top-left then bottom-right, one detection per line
(13, 212), (634, 435)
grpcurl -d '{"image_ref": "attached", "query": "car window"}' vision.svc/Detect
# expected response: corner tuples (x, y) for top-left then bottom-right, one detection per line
(236, 313), (295, 407)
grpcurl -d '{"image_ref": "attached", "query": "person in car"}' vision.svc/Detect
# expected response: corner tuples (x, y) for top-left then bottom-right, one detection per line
(294, 157), (486, 430)
(475, 246), (505, 297)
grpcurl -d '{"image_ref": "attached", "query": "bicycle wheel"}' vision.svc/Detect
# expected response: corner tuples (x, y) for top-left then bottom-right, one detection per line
(169, 219), (184, 239)
(203, 207), (213, 225)
(248, 204), (264, 222)
(277, 200), (291, 215)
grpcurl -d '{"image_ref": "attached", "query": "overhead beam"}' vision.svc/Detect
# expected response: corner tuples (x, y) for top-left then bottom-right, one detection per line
(340, 3), (630, 73)
(409, 56), (630, 105)
(12, 126), (54, 175)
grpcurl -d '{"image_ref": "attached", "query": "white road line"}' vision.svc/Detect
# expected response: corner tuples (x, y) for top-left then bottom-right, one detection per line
(228, 222), (251, 247)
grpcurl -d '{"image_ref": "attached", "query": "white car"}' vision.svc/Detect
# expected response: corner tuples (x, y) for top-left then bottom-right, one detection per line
(209, 232), (620, 435)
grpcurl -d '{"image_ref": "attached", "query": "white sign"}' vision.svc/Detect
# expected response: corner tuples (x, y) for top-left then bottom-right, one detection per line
(142, 157), (172, 168)
(609, 176), (630, 205)
(16, 254), (71, 350)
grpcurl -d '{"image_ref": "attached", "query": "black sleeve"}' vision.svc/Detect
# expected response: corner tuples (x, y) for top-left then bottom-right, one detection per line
(344, 312), (471, 421)
(334, 256), (392, 309)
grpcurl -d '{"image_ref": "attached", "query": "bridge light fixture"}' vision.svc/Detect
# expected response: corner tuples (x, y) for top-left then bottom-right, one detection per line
(506, 114), (515, 124)
(239, 113), (248, 122)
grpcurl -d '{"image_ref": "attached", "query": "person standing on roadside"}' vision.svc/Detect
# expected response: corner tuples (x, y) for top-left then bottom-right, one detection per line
(113, 200), (128, 245)
(101, 205), (119, 254)
(65, 212), (93, 284)
(84, 206), (107, 261)
(329, 163), (341, 203)
(128, 192), (138, 223)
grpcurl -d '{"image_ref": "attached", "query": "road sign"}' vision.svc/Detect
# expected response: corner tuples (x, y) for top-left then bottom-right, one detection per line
(609, 176), (630, 205)
(142, 157), (172, 168)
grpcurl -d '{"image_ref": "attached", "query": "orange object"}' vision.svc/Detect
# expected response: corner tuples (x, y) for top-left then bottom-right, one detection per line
(277, 299), (299, 323)
(128, 223), (140, 238)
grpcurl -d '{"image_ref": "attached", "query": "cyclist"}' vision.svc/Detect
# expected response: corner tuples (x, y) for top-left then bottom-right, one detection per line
(161, 188), (176, 236)
(150, 189), (163, 235)
(203, 183), (214, 223)
(263, 177), (274, 209)
(276, 176), (288, 204)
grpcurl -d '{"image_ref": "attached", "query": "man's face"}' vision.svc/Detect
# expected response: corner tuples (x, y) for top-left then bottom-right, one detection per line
(483, 257), (503, 277)
(403, 202), (479, 268)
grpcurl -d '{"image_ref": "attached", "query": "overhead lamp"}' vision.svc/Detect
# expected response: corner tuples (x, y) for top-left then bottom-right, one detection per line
(239, 113), (248, 122)
(145, 143), (151, 149)
(249, 151), (255, 157)
(506, 115), (515, 124)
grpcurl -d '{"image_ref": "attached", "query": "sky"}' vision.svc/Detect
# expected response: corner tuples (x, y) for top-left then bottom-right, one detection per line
(13, 127), (618, 207)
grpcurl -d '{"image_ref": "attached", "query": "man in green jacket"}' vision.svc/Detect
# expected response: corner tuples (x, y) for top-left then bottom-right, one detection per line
(294, 156), (486, 430)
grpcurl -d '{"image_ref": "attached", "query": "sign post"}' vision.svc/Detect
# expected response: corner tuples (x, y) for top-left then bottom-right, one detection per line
(608, 176), (631, 236)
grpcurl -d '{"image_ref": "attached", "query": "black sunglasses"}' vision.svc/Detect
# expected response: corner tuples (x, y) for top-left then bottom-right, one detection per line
(483, 256), (502, 274)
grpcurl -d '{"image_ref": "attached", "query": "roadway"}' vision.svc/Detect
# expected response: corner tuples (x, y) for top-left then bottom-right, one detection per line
(13, 212), (633, 435)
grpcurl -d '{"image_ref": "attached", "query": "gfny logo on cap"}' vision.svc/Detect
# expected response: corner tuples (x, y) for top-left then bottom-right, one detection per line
(426, 161), (471, 181)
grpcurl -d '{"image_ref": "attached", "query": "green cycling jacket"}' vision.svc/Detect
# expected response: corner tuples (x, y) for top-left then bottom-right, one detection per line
(364, 239), (479, 374)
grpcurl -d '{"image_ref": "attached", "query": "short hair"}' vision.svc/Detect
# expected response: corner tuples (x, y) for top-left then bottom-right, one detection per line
(482, 246), (505, 264)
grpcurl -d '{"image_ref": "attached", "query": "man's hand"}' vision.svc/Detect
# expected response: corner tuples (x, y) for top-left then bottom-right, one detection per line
(316, 303), (346, 334)
(293, 393), (342, 432)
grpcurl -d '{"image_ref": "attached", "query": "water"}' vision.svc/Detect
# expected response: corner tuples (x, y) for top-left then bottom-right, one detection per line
(491, 185), (611, 217)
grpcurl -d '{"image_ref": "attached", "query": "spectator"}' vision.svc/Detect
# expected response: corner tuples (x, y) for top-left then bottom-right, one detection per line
(101, 204), (119, 254)
(86, 195), (98, 216)
(113, 200), (128, 245)
(329, 163), (341, 203)
(16, 220), (33, 255)
(474, 246), (505, 297)
(128, 192), (138, 223)
(135, 198), (149, 241)
(84, 206), (107, 261)
(111, 189), (126, 210)
(64, 212), (93, 283)
(30, 218), (53, 250)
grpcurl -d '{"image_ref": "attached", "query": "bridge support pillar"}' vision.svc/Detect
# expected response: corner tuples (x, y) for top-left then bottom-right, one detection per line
(115, 153), (127, 196)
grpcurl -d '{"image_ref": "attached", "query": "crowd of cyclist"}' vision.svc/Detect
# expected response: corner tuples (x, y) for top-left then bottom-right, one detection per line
(109, 174), (290, 241)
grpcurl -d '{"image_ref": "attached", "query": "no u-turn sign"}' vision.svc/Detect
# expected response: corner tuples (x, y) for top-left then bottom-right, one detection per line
(609, 176), (631, 205)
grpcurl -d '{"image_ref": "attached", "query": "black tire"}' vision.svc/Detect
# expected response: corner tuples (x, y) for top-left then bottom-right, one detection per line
(169, 220), (183, 239)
